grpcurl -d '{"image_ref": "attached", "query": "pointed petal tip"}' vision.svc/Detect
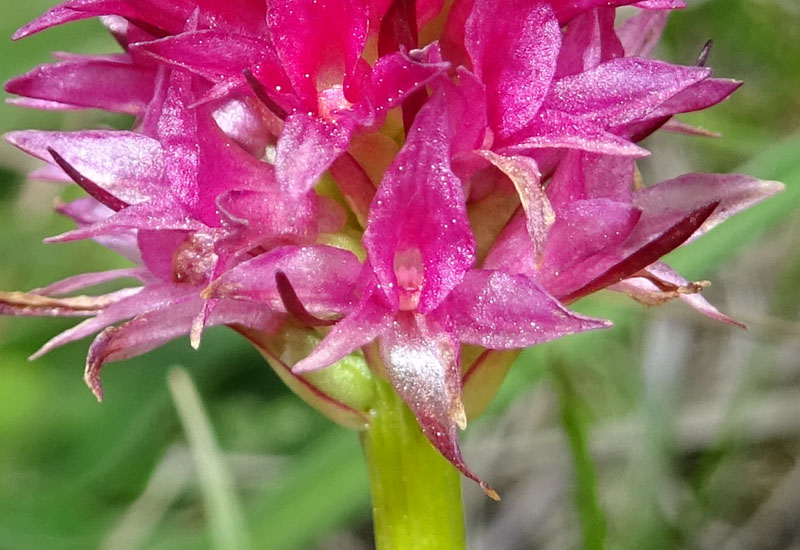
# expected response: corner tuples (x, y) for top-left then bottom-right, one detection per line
(454, 400), (467, 430)
(483, 484), (501, 501)
(84, 367), (105, 402)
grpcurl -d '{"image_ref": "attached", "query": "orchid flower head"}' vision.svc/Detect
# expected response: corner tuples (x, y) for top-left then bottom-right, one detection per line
(1, 0), (783, 496)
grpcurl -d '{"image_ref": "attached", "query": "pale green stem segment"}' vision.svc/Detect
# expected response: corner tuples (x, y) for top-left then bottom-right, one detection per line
(360, 378), (467, 550)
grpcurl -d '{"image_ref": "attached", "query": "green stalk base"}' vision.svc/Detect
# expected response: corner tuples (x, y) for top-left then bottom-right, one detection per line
(360, 379), (466, 550)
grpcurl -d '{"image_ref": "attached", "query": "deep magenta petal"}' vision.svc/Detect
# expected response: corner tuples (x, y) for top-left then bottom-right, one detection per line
(267, 0), (368, 108)
(362, 93), (475, 313)
(555, 8), (623, 78)
(465, 0), (561, 139)
(555, 202), (719, 303)
(436, 270), (610, 348)
(131, 31), (277, 81)
(501, 109), (649, 157)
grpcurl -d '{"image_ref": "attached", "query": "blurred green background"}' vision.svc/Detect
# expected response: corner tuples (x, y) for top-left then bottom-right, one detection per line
(1, 1), (799, 549)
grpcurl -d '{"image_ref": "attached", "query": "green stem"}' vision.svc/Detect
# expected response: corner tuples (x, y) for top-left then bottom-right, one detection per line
(360, 379), (466, 550)
(553, 364), (607, 550)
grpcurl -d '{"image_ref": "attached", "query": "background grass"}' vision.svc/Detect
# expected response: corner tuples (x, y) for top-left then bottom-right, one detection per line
(1, 1), (799, 549)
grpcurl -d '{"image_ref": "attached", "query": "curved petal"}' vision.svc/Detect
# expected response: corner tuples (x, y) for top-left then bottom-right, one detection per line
(435, 270), (610, 348)
(5, 130), (164, 204)
(609, 261), (745, 328)
(543, 58), (710, 128)
(363, 92), (475, 312)
(267, 0), (368, 107)
(555, 8), (623, 78)
(635, 173), (784, 244)
(5, 56), (156, 114)
(208, 245), (362, 314)
(465, 0), (561, 139)
(380, 312), (498, 499)
(292, 289), (394, 373)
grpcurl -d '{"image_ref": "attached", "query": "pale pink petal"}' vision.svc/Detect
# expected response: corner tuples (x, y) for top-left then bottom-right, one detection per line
(5, 130), (163, 204)
(30, 284), (191, 360)
(5, 57), (156, 114)
(208, 245), (362, 314)
(34, 268), (148, 295)
(617, 10), (670, 57)
(609, 261), (745, 328)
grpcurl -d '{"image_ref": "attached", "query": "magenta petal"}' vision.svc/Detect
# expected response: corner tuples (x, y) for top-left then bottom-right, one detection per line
(634, 173), (784, 243)
(380, 311), (497, 498)
(502, 109), (649, 157)
(537, 199), (642, 289)
(556, 202), (719, 303)
(544, 58), (710, 127)
(47, 198), (203, 243)
(267, 0), (368, 107)
(14, 0), (132, 40)
(209, 245), (362, 314)
(465, 0), (561, 139)
(436, 270), (610, 348)
(292, 291), (394, 373)
(363, 94), (475, 312)
(617, 10), (670, 57)
(14, 0), (190, 40)
(83, 295), (278, 400)
(5, 130), (163, 204)
(154, 69), (200, 209)
(131, 31), (277, 82)
(550, 1), (683, 25)
(547, 150), (638, 209)
(367, 44), (450, 119)
(555, 8), (623, 77)
(275, 112), (355, 197)
(5, 56), (156, 114)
